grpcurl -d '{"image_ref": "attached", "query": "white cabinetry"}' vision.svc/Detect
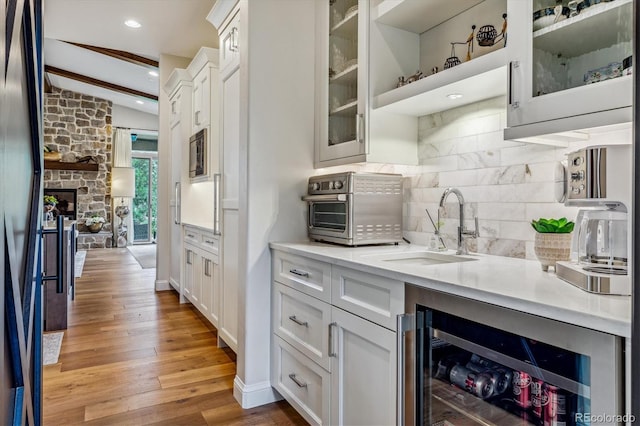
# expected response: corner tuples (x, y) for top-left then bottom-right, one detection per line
(271, 250), (400, 425)
(182, 225), (220, 331)
(163, 70), (193, 293)
(212, 3), (241, 354)
(187, 47), (220, 182)
(316, 0), (509, 167)
(505, 0), (633, 142)
(207, 0), (315, 407)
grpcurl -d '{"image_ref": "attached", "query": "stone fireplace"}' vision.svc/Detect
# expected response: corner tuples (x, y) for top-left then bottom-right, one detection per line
(43, 87), (113, 249)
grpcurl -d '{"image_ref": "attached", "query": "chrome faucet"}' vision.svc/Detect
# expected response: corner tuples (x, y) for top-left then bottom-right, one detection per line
(439, 187), (479, 255)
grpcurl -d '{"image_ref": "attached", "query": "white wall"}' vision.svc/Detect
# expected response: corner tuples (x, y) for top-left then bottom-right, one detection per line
(111, 105), (158, 131)
(235, 0), (316, 407)
(319, 96), (632, 260)
(156, 54), (193, 290)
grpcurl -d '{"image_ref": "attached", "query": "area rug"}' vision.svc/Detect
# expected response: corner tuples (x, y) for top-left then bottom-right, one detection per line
(75, 250), (87, 277)
(127, 244), (157, 269)
(43, 332), (63, 366)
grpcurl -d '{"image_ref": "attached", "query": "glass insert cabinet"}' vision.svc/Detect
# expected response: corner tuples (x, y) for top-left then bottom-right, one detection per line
(401, 286), (625, 426)
(507, 0), (633, 133)
(316, 0), (368, 165)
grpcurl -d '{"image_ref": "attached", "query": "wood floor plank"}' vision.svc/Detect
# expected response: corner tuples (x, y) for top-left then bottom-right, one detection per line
(43, 248), (307, 425)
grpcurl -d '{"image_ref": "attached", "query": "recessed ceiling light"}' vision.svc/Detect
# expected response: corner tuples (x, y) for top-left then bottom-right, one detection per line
(136, 100), (144, 105)
(148, 71), (159, 77)
(124, 19), (141, 28)
(446, 93), (463, 100)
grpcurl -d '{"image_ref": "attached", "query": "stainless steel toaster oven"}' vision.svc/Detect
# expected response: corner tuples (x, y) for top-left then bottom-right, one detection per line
(302, 172), (403, 246)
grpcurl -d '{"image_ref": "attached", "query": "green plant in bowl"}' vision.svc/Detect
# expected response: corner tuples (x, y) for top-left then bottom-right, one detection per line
(43, 195), (57, 206)
(531, 217), (574, 234)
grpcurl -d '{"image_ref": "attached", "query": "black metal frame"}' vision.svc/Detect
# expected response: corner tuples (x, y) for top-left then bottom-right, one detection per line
(632, 0), (640, 419)
(43, 188), (77, 220)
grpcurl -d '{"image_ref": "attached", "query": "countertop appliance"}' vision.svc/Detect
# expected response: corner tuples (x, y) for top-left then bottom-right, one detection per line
(398, 285), (624, 426)
(556, 145), (632, 295)
(302, 172), (403, 246)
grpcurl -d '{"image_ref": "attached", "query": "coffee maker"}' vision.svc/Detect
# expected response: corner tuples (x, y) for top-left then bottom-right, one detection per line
(556, 145), (632, 295)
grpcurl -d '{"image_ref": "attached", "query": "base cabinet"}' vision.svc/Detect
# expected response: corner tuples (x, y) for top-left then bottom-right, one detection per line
(271, 250), (399, 425)
(330, 307), (396, 426)
(182, 225), (221, 331)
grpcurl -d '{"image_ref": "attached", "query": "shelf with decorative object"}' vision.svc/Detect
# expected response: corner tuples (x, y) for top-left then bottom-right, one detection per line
(44, 160), (99, 171)
(374, 48), (506, 116)
(371, 0), (507, 115)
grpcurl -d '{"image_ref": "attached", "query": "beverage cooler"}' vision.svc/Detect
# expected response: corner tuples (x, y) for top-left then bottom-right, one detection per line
(400, 285), (625, 425)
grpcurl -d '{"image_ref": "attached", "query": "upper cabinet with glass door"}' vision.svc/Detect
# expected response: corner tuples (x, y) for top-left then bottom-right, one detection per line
(316, 0), (367, 166)
(315, 0), (417, 168)
(505, 0), (633, 143)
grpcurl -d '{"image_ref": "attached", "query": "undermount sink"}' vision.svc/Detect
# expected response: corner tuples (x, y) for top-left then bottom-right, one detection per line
(362, 251), (477, 266)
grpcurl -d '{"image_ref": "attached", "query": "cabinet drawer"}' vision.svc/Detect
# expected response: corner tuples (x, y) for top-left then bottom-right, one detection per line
(331, 266), (404, 330)
(272, 336), (330, 426)
(200, 232), (219, 255)
(273, 282), (331, 371)
(272, 252), (331, 303)
(183, 227), (200, 246)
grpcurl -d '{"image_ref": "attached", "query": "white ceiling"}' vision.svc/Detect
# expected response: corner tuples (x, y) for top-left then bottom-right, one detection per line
(43, 0), (218, 115)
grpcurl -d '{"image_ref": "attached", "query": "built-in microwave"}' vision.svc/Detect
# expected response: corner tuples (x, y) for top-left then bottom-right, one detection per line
(189, 128), (207, 179)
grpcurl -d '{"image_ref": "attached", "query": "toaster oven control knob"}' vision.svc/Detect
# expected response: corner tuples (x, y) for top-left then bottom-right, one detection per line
(333, 180), (343, 190)
(573, 156), (583, 166)
(311, 182), (320, 191)
(328, 181), (334, 189)
(573, 187), (581, 194)
(570, 171), (584, 181)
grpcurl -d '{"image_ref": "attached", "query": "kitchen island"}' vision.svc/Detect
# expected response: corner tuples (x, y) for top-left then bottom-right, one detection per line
(43, 219), (76, 331)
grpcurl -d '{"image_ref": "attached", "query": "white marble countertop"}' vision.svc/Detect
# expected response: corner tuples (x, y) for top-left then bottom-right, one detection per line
(182, 222), (215, 233)
(270, 241), (631, 338)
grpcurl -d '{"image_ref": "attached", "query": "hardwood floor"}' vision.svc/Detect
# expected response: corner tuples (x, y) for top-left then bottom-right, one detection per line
(43, 248), (306, 425)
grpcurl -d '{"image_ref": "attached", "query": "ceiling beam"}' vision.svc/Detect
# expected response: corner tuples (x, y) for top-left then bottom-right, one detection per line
(45, 65), (158, 102)
(62, 41), (159, 69)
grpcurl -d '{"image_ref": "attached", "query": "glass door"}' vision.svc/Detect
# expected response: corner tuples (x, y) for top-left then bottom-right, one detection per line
(132, 155), (158, 243)
(419, 308), (591, 426)
(508, 0), (633, 128)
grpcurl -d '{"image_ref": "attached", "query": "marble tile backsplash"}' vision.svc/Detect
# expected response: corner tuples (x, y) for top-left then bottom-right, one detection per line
(317, 96), (631, 260)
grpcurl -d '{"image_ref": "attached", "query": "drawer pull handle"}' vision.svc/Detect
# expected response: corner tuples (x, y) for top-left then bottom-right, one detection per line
(288, 315), (308, 327)
(187, 233), (195, 238)
(289, 268), (310, 278)
(328, 322), (337, 357)
(288, 373), (307, 388)
(205, 240), (214, 244)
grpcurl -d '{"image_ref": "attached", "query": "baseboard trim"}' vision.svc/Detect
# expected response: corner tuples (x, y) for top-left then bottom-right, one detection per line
(169, 277), (180, 291)
(233, 376), (282, 409)
(155, 280), (170, 291)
